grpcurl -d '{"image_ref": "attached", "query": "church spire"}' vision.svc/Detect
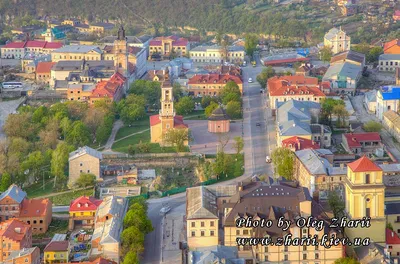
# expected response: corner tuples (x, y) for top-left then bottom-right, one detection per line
(117, 25), (125, 40)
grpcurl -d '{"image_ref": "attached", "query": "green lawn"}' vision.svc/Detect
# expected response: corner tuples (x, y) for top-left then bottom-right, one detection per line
(33, 219), (69, 239)
(115, 119), (150, 140)
(49, 188), (94, 205)
(26, 180), (55, 198)
(183, 110), (206, 120)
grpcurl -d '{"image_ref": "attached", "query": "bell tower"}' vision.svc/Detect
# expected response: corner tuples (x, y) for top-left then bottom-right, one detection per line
(159, 82), (175, 133)
(44, 21), (54, 42)
(114, 25), (129, 90)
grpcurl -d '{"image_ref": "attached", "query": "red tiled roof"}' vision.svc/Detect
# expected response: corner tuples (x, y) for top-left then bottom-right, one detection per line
(3, 41), (26, 48)
(267, 75), (324, 97)
(2, 41), (62, 49)
(0, 219), (30, 241)
(90, 72), (126, 99)
(44, 42), (63, 49)
(69, 196), (102, 212)
(282, 136), (320, 151)
(36, 62), (56, 74)
(347, 156), (382, 172)
(188, 74), (242, 85)
(386, 228), (400, 244)
(384, 39), (400, 53)
(44, 241), (69, 252)
(68, 257), (117, 264)
(343, 132), (381, 148)
(19, 198), (51, 218)
(150, 114), (188, 128)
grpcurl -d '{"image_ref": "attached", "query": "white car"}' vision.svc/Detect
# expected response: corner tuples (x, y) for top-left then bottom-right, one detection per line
(266, 156), (271, 163)
(160, 206), (171, 215)
(248, 78), (253, 83)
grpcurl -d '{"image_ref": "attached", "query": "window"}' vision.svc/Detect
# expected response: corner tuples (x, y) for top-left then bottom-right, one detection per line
(236, 230), (240, 235)
(303, 253), (307, 260)
(284, 255), (288, 261)
(80, 163), (83, 166)
(201, 231), (205, 236)
(243, 230), (249, 235)
(210, 230), (215, 236)
(315, 245), (319, 251)
(315, 253), (319, 259)
(265, 247), (268, 253)
(365, 174), (370, 184)
(303, 245), (307, 251)
(210, 221), (214, 227)
(201, 222), (205, 227)
(33, 220), (37, 224)
(191, 231), (195, 237)
(284, 246), (288, 252)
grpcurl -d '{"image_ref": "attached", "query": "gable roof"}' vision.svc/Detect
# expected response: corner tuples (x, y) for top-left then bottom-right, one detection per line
(53, 45), (102, 54)
(330, 50), (365, 65)
(384, 39), (400, 53)
(0, 219), (30, 241)
(324, 27), (345, 41)
(36, 62), (56, 74)
(267, 75), (324, 97)
(282, 136), (320, 151)
(323, 62), (362, 80)
(44, 241), (69, 252)
(386, 228), (400, 244)
(69, 146), (103, 161)
(96, 195), (126, 219)
(90, 72), (126, 99)
(278, 120), (311, 136)
(69, 196), (102, 212)
(187, 186), (218, 219)
(277, 100), (320, 124)
(295, 149), (331, 175)
(347, 156), (382, 172)
(343, 132), (381, 148)
(2, 41), (62, 49)
(19, 198), (51, 218)
(0, 184), (27, 204)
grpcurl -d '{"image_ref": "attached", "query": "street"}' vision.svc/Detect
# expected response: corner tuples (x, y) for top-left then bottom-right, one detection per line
(142, 56), (275, 263)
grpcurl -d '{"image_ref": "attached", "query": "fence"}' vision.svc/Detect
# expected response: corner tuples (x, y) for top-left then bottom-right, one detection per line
(160, 178), (219, 197)
(103, 152), (202, 159)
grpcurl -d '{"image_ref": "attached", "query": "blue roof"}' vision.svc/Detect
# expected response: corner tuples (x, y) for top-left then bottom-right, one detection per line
(381, 87), (400, 100)
(0, 184), (26, 203)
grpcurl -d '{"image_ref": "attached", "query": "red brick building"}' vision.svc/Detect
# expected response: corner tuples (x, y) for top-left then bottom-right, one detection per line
(187, 74), (243, 97)
(36, 62), (56, 84)
(3, 247), (40, 264)
(18, 198), (52, 234)
(0, 219), (32, 262)
(208, 107), (230, 133)
(0, 185), (27, 222)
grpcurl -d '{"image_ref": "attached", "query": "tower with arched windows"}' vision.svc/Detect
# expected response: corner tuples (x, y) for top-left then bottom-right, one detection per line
(113, 26), (129, 80)
(344, 156), (385, 243)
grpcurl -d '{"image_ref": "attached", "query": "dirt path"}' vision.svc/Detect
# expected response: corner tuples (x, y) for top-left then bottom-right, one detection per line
(34, 186), (93, 199)
(103, 120), (124, 150)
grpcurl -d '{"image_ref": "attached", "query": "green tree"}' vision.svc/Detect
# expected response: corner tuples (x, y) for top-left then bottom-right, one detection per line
(201, 96), (219, 108)
(75, 173), (96, 188)
(222, 92), (241, 105)
(21, 151), (46, 179)
(320, 46), (333, 62)
(118, 94), (146, 125)
(213, 151), (232, 178)
(387, 222), (394, 231)
(0, 173), (11, 192)
(122, 251), (140, 264)
(173, 83), (183, 100)
(256, 66), (276, 88)
(233, 136), (244, 155)
(121, 226), (145, 254)
(129, 80), (161, 107)
(163, 128), (189, 152)
(32, 105), (49, 125)
(363, 121), (383, 132)
(175, 97), (195, 115)
(135, 141), (151, 153)
(51, 142), (74, 188)
(271, 147), (294, 180)
(66, 121), (91, 147)
(221, 81), (241, 97)
(327, 190), (345, 218)
(83, 107), (106, 139)
(226, 101), (242, 119)
(244, 33), (258, 58)
(333, 104), (349, 128)
(3, 112), (36, 140)
(334, 257), (360, 264)
(320, 98), (345, 125)
(95, 114), (115, 144)
(124, 203), (153, 233)
(205, 102), (219, 117)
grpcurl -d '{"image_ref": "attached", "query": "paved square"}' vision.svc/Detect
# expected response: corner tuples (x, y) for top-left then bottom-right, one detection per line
(186, 120), (243, 154)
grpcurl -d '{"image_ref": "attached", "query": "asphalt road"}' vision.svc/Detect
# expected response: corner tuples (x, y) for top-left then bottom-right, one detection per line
(141, 55), (275, 264)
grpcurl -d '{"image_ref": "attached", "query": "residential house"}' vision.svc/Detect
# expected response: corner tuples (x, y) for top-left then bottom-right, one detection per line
(189, 246), (244, 264)
(149, 36), (189, 57)
(68, 146), (103, 187)
(295, 63), (312, 76)
(0, 219), (32, 262)
(384, 39), (400, 54)
(267, 75), (325, 109)
(281, 136), (320, 151)
(89, 72), (126, 105)
(189, 45), (245, 64)
(43, 241), (69, 264)
(150, 82), (188, 145)
(394, 10), (400, 22)
(379, 54), (400, 72)
(364, 89), (377, 113)
(187, 74), (243, 96)
(294, 149), (346, 199)
(67, 83), (96, 102)
(330, 50), (365, 67)
(0, 184), (27, 221)
(18, 198), (52, 234)
(1, 40), (63, 59)
(68, 196), (102, 231)
(186, 181), (344, 262)
(322, 62), (363, 94)
(89, 196), (127, 263)
(146, 69), (170, 82)
(21, 53), (51, 73)
(51, 45), (103, 62)
(36, 61), (56, 84)
(89, 23), (115, 34)
(3, 247), (40, 264)
(344, 156), (386, 243)
(383, 110), (400, 142)
(323, 27), (351, 54)
(62, 19), (81, 27)
(341, 132), (382, 154)
(376, 86), (400, 120)
(166, 57), (193, 79)
(386, 228), (400, 257)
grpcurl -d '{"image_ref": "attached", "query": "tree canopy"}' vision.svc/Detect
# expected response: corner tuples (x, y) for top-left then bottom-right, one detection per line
(271, 147), (295, 180)
(257, 66), (276, 88)
(363, 121), (383, 132)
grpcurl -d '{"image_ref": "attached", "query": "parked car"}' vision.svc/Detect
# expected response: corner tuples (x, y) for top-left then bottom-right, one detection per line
(248, 78), (253, 83)
(256, 122), (261, 127)
(160, 206), (171, 215)
(266, 156), (272, 163)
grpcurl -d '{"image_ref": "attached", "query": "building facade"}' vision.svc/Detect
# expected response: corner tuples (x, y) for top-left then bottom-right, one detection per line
(68, 146), (103, 187)
(189, 45), (245, 64)
(69, 196), (102, 231)
(4, 247), (40, 264)
(0, 219), (32, 262)
(18, 198), (52, 234)
(323, 27), (351, 54)
(341, 132), (382, 154)
(149, 36), (189, 57)
(208, 107), (230, 133)
(376, 86), (400, 120)
(44, 241), (69, 264)
(187, 74), (243, 97)
(1, 41), (63, 59)
(379, 54), (400, 72)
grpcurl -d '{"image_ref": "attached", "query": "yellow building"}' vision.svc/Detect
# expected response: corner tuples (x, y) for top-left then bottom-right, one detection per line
(150, 82), (188, 146)
(324, 27), (351, 54)
(68, 146), (103, 188)
(43, 241), (69, 264)
(68, 196), (103, 231)
(344, 156), (386, 243)
(51, 45), (103, 62)
(189, 45), (245, 63)
(383, 110), (400, 143)
(89, 23), (114, 34)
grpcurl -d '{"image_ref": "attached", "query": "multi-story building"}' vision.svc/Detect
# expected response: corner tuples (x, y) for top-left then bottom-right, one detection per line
(62, 19), (81, 27)
(3, 247), (40, 264)
(186, 181), (344, 263)
(294, 149), (346, 199)
(43, 241), (70, 264)
(0, 219), (32, 262)
(344, 156), (386, 243)
(51, 45), (103, 62)
(149, 36), (189, 58)
(384, 39), (400, 54)
(379, 54), (400, 72)
(281, 136), (320, 151)
(89, 23), (115, 34)
(330, 50), (365, 67)
(18, 198), (52, 234)
(21, 53), (51, 73)
(341, 132), (382, 154)
(0, 185), (27, 222)
(36, 61), (56, 84)
(189, 45), (245, 64)
(376, 86), (400, 120)
(89, 196), (127, 263)
(0, 40), (63, 59)
(187, 74), (243, 97)
(68, 146), (103, 187)
(383, 110), (400, 143)
(89, 72), (126, 105)
(68, 196), (103, 231)
(67, 83), (96, 102)
(397, 68), (400, 85)
(267, 75), (325, 109)
(323, 27), (351, 54)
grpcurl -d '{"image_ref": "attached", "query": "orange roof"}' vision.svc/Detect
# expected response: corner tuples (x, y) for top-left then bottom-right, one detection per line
(19, 198), (51, 218)
(90, 72), (126, 99)
(69, 196), (102, 212)
(347, 156), (382, 172)
(188, 74), (242, 85)
(267, 76), (324, 97)
(0, 219), (30, 242)
(384, 39), (400, 53)
(282, 136), (320, 151)
(36, 62), (56, 74)
(44, 241), (69, 252)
